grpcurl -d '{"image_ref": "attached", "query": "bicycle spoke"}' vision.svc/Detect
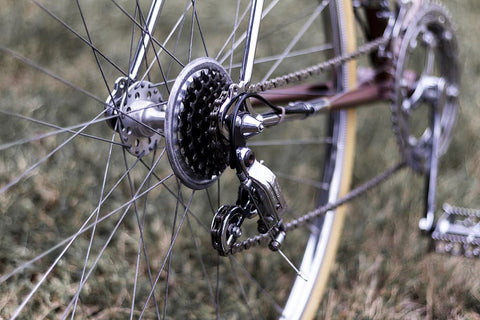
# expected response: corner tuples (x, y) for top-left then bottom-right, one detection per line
(261, 1), (328, 82)
(138, 189), (195, 319)
(229, 255), (283, 315)
(191, 0), (209, 58)
(0, 159), (171, 287)
(0, 110), (124, 150)
(0, 109), (107, 194)
(70, 130), (117, 319)
(217, 0), (282, 66)
(162, 183), (181, 319)
(186, 214), (217, 313)
(215, 1), (251, 65)
(61, 152), (168, 318)
(0, 46), (104, 104)
(1, 0), (362, 317)
(109, 0), (185, 69)
(32, 0), (128, 80)
(124, 148), (162, 319)
(228, 255), (258, 319)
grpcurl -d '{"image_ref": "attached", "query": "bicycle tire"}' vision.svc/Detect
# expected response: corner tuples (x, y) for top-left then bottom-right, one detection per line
(281, 0), (356, 318)
(0, 1), (356, 318)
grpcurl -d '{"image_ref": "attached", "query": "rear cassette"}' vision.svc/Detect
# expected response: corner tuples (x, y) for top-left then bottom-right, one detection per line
(165, 58), (232, 189)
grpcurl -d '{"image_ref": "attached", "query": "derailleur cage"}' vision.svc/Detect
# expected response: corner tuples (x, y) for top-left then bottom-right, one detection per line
(211, 145), (287, 256)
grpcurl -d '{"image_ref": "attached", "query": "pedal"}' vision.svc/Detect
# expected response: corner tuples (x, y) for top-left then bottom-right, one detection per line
(432, 204), (480, 257)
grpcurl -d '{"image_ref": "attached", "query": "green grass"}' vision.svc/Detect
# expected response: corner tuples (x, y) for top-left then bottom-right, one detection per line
(0, 0), (479, 319)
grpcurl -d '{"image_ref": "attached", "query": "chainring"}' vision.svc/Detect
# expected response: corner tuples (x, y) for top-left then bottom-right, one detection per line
(165, 58), (232, 189)
(391, 2), (460, 173)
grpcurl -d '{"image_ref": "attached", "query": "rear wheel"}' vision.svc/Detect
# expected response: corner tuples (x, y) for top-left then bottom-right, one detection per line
(0, 0), (355, 318)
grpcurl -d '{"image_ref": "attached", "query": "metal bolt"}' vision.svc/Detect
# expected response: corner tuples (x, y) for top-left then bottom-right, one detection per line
(244, 149), (255, 167)
(231, 226), (242, 238)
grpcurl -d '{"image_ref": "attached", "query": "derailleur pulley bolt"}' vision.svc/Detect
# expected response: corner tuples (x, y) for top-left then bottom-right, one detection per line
(244, 149), (255, 167)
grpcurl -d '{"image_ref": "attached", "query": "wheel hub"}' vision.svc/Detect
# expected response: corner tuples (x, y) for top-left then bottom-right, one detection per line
(119, 81), (165, 157)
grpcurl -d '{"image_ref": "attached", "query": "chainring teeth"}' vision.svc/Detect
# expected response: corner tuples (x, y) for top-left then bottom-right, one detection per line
(391, 2), (459, 173)
(178, 70), (229, 178)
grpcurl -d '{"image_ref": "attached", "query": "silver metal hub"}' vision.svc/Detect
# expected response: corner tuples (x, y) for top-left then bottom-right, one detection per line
(119, 81), (165, 157)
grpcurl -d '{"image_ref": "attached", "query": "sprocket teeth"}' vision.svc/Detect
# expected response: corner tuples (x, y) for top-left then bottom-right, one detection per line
(175, 67), (231, 180)
(390, 1), (459, 174)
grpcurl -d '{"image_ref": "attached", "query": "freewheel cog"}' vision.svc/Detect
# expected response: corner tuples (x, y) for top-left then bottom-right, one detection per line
(165, 58), (232, 189)
(392, 2), (460, 173)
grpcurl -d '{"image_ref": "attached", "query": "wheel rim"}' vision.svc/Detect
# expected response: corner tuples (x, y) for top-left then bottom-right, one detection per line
(1, 1), (353, 318)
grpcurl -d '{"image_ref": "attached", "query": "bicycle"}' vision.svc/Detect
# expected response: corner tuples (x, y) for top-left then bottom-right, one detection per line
(0, 0), (469, 318)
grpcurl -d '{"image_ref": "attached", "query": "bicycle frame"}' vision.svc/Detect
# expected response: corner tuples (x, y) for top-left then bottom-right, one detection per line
(129, 0), (391, 111)
(130, 0), (394, 114)
(129, 0), (264, 90)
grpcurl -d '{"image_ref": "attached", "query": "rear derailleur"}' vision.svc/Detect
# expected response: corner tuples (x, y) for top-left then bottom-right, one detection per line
(211, 146), (287, 256)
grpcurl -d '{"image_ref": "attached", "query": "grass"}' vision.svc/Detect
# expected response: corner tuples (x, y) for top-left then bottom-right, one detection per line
(0, 0), (479, 319)
(319, 1), (480, 318)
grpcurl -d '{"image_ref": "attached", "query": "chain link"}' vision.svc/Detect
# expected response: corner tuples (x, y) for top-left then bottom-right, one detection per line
(247, 36), (390, 94)
(214, 35), (394, 255)
(231, 161), (406, 254)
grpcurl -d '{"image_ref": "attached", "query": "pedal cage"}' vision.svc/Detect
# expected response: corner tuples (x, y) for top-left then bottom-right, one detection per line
(432, 204), (480, 257)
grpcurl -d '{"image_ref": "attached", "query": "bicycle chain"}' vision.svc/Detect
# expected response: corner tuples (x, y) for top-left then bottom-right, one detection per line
(247, 36), (390, 94)
(209, 36), (393, 255)
(231, 161), (406, 254)
(211, 36), (390, 119)
(210, 35), (391, 159)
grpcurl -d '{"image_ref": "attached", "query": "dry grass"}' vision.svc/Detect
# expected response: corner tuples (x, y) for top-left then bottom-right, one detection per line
(317, 1), (480, 318)
(0, 0), (479, 319)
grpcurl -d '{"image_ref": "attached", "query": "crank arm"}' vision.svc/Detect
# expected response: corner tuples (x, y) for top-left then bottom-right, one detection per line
(419, 99), (442, 233)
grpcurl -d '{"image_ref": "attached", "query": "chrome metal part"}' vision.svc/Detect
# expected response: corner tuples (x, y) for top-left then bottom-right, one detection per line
(129, 0), (166, 80)
(433, 204), (480, 257)
(419, 100), (440, 232)
(165, 58), (232, 190)
(211, 205), (245, 256)
(104, 77), (128, 129)
(231, 161), (406, 254)
(239, 0), (264, 90)
(237, 147), (287, 232)
(258, 98), (331, 128)
(238, 113), (264, 138)
(233, 147), (287, 250)
(392, 2), (459, 173)
(118, 80), (164, 157)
